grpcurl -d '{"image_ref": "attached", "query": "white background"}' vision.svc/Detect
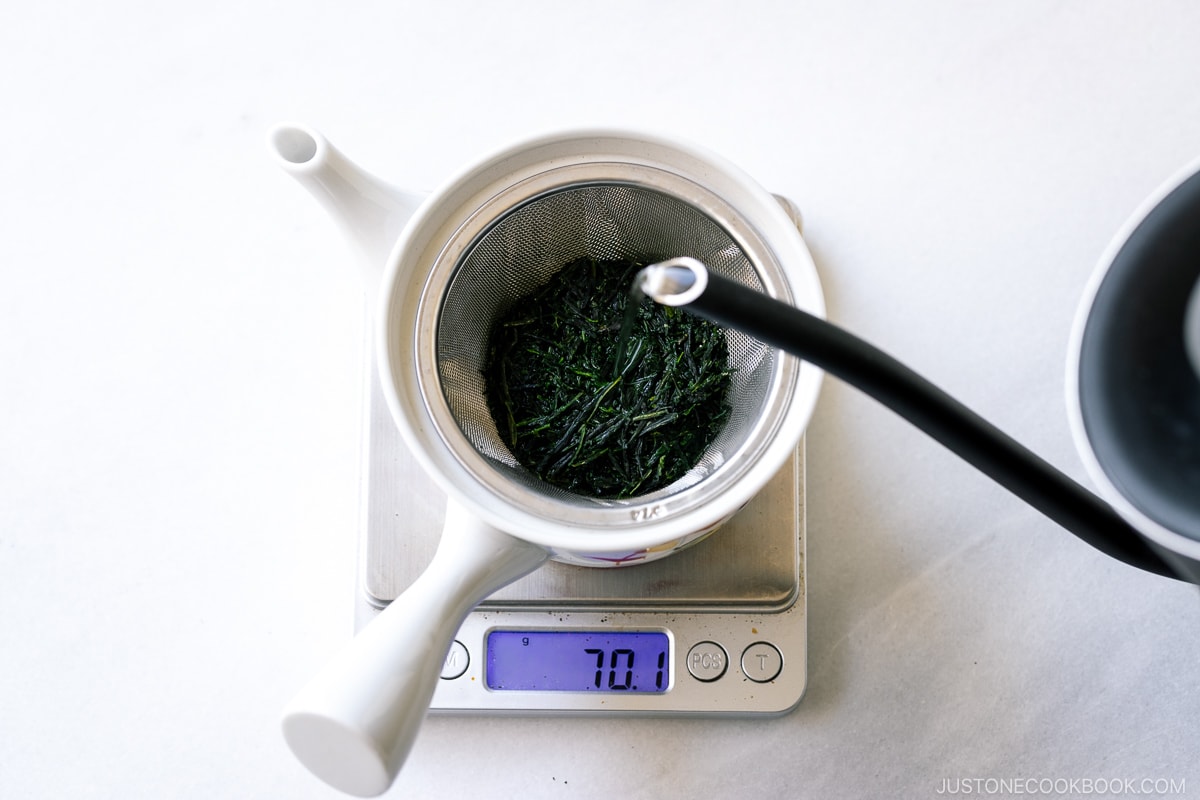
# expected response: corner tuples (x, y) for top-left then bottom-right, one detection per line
(3, 2), (1199, 797)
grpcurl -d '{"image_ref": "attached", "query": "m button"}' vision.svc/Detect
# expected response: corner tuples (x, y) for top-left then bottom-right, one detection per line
(440, 640), (469, 680)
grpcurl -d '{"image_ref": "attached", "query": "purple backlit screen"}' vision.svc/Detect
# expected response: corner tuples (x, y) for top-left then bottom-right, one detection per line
(485, 630), (670, 692)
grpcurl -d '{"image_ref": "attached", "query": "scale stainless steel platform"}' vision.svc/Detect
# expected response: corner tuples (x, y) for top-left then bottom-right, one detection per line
(354, 351), (808, 716)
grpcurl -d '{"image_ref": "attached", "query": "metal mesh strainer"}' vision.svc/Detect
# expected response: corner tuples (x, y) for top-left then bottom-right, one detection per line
(424, 180), (793, 517)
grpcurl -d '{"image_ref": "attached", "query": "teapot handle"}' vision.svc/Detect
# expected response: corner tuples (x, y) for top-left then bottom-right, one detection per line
(281, 499), (548, 796)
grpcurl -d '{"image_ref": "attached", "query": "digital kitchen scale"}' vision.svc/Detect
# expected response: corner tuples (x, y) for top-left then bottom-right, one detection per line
(354, 354), (807, 716)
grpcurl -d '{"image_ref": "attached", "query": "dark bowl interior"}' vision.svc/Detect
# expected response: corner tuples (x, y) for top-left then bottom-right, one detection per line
(1078, 168), (1200, 542)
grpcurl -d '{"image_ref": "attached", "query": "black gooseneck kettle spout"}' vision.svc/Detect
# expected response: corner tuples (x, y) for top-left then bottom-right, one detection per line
(637, 253), (1197, 583)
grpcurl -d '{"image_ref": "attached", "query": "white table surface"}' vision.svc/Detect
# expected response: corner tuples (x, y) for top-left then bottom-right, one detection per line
(4, 2), (1199, 797)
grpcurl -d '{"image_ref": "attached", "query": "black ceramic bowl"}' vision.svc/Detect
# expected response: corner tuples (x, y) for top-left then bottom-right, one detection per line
(1070, 159), (1200, 570)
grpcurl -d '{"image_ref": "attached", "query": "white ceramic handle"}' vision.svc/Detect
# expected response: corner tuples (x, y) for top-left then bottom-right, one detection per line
(281, 500), (549, 796)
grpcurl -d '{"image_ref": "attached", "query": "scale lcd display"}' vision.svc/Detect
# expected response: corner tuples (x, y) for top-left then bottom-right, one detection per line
(486, 630), (670, 693)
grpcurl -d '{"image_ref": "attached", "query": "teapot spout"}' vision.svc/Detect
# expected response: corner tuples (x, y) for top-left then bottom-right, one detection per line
(269, 124), (423, 287)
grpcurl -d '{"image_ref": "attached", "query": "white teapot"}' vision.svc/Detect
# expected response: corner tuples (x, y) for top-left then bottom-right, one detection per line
(268, 124), (825, 796)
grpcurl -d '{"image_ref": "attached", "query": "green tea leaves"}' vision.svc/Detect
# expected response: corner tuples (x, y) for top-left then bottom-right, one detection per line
(485, 257), (732, 498)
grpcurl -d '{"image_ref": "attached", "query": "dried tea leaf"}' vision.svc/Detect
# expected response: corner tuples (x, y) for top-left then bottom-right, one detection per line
(485, 257), (731, 498)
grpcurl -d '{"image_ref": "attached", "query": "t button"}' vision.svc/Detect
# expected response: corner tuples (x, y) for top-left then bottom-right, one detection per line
(741, 642), (782, 683)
